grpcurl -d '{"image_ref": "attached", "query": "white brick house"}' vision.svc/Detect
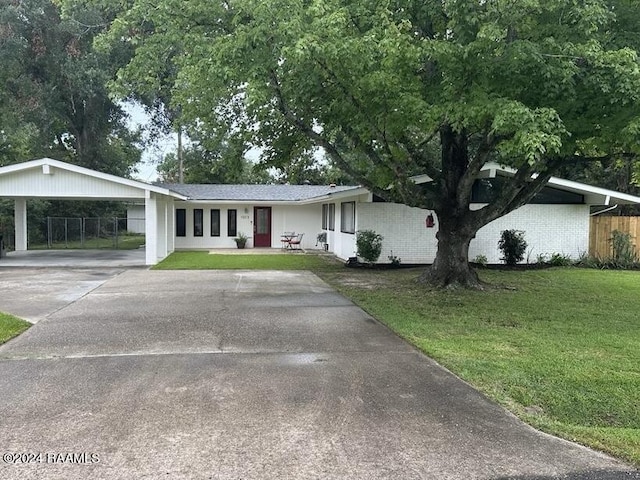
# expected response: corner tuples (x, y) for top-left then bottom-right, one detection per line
(3, 158), (640, 265)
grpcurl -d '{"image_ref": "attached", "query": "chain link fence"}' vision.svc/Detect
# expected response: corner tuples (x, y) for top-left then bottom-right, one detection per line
(0, 217), (145, 251)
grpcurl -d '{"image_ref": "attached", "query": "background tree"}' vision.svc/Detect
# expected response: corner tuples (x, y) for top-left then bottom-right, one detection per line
(556, 0), (640, 211)
(93, 0), (640, 287)
(157, 142), (264, 184)
(1, 0), (141, 174)
(0, 0), (143, 246)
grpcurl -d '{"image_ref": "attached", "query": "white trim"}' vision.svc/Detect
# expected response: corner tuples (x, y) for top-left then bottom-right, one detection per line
(411, 162), (640, 205)
(145, 195), (158, 265)
(484, 162), (640, 205)
(14, 199), (27, 251)
(170, 187), (369, 206)
(0, 158), (187, 200)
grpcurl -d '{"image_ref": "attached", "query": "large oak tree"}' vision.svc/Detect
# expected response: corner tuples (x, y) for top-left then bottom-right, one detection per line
(88, 0), (640, 287)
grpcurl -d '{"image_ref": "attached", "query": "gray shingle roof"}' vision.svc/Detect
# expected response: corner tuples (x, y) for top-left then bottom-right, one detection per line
(159, 183), (360, 201)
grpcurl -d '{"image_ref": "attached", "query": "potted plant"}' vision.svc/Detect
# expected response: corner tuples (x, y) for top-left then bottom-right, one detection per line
(316, 232), (328, 250)
(234, 232), (249, 249)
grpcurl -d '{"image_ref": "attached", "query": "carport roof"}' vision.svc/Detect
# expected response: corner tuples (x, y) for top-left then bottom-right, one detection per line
(0, 158), (186, 200)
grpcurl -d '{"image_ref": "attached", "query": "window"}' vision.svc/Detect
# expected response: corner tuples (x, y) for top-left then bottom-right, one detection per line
(340, 202), (355, 234)
(176, 209), (186, 237)
(194, 209), (203, 236)
(328, 203), (335, 231)
(227, 209), (237, 237)
(210, 209), (220, 237)
(471, 178), (584, 204)
(322, 204), (328, 230)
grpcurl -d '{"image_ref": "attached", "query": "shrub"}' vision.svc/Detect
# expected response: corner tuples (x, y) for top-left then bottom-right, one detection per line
(388, 250), (402, 267)
(547, 253), (573, 267)
(498, 230), (527, 266)
(611, 230), (638, 268)
(472, 254), (488, 266)
(356, 230), (383, 264)
(535, 253), (548, 265)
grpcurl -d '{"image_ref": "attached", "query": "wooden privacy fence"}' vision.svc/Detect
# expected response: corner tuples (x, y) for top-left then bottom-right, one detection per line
(589, 216), (640, 258)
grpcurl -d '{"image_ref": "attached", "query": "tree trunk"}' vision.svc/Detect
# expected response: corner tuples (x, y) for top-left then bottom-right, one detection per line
(419, 215), (483, 289)
(177, 125), (184, 183)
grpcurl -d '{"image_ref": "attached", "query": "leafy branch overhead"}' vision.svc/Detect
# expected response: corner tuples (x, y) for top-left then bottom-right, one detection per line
(69, 0), (640, 287)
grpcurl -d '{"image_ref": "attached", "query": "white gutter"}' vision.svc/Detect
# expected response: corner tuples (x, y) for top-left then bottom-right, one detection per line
(590, 205), (619, 216)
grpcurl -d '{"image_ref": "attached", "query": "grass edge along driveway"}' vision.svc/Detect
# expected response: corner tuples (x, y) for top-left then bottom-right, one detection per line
(156, 252), (640, 466)
(0, 312), (31, 345)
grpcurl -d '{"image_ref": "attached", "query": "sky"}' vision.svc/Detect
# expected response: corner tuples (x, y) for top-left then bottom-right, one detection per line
(124, 102), (175, 183)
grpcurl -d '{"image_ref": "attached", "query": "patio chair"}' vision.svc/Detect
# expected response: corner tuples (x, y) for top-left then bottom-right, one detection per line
(288, 233), (304, 250)
(281, 231), (296, 249)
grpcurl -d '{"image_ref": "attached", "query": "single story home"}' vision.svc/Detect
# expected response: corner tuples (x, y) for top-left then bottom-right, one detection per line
(2, 157), (640, 265)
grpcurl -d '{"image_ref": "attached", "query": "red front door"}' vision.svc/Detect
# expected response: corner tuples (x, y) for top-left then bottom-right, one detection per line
(253, 207), (272, 247)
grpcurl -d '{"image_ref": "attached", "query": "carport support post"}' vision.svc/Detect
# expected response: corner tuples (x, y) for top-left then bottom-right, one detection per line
(145, 192), (158, 265)
(14, 198), (28, 251)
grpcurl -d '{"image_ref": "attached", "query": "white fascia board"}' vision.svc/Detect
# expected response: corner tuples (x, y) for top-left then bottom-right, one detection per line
(0, 157), (186, 200)
(176, 199), (301, 206)
(409, 174), (433, 185)
(481, 162), (640, 205)
(546, 177), (640, 204)
(298, 187), (370, 205)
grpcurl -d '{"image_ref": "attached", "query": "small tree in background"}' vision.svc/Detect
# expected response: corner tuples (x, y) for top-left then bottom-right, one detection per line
(498, 230), (527, 266)
(356, 230), (383, 264)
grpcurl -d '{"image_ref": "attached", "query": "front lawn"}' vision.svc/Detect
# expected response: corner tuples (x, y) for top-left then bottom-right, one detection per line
(154, 251), (338, 271)
(319, 267), (640, 466)
(0, 312), (30, 345)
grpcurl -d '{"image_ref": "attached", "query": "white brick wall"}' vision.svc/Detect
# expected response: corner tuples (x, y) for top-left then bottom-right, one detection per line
(358, 202), (590, 264)
(470, 204), (590, 263)
(358, 203), (437, 264)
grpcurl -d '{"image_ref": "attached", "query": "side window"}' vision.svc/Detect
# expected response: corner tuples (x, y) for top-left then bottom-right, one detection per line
(227, 209), (237, 237)
(210, 209), (220, 237)
(328, 203), (335, 231)
(322, 204), (328, 230)
(340, 202), (355, 234)
(176, 209), (186, 237)
(194, 209), (203, 237)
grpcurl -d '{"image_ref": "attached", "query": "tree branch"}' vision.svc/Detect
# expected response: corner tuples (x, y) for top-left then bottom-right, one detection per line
(267, 69), (388, 197)
(455, 131), (495, 208)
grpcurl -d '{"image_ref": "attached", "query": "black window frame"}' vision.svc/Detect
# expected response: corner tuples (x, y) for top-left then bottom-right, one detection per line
(193, 209), (203, 237)
(210, 209), (221, 237)
(321, 204), (328, 230)
(227, 209), (237, 237)
(340, 202), (355, 234)
(176, 208), (186, 237)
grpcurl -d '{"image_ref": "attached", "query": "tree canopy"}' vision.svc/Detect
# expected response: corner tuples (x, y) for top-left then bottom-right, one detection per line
(73, 0), (640, 287)
(0, 0), (141, 176)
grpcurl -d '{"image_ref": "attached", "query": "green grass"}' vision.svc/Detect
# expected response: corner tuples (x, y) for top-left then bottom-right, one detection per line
(317, 267), (640, 466)
(29, 234), (145, 250)
(153, 251), (337, 270)
(0, 312), (30, 345)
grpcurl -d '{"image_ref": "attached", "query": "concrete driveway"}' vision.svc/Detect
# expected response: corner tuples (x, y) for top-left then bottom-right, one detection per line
(0, 269), (637, 480)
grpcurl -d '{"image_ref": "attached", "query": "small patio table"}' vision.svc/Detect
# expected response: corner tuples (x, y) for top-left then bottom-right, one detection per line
(281, 233), (297, 249)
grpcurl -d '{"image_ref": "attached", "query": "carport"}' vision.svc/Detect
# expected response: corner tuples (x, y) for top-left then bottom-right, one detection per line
(0, 158), (185, 265)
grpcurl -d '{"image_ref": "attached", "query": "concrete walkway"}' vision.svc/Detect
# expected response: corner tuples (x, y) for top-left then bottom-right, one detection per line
(0, 269), (637, 480)
(0, 249), (146, 268)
